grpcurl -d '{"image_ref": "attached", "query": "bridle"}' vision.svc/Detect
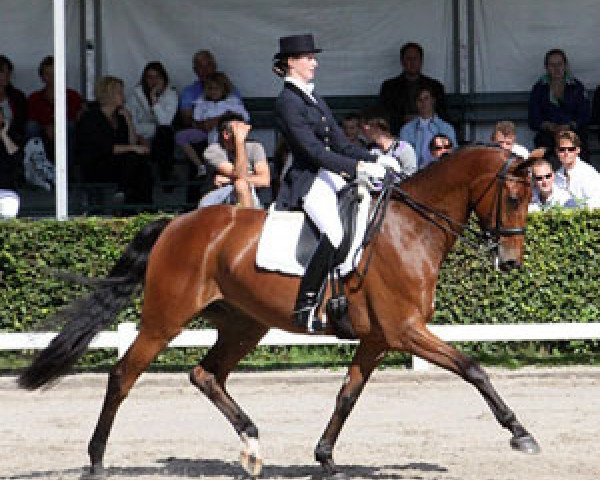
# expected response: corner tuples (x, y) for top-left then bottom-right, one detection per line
(360, 156), (530, 261)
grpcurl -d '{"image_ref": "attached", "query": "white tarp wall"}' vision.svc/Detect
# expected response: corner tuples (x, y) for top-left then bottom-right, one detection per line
(474, 0), (600, 91)
(0, 0), (81, 96)
(99, 0), (455, 98)
(473, 0), (600, 145)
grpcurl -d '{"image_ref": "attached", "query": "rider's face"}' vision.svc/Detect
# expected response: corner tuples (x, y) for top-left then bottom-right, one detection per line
(287, 53), (318, 84)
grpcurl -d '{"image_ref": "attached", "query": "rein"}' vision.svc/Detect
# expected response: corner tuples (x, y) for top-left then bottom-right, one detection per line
(353, 156), (528, 283)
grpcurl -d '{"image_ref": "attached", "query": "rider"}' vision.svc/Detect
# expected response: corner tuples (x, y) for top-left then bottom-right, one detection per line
(272, 34), (397, 332)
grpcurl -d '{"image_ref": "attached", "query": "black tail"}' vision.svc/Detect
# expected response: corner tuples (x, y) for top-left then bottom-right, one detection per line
(18, 218), (171, 390)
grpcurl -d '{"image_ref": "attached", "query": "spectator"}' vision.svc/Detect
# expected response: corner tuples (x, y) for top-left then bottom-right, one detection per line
(428, 133), (454, 160)
(553, 130), (600, 209)
(76, 76), (153, 205)
(399, 85), (456, 170)
(198, 113), (269, 208)
(379, 42), (447, 136)
(26, 55), (83, 165)
(127, 61), (178, 183)
(528, 49), (590, 158)
(0, 55), (27, 148)
(528, 157), (575, 212)
(176, 72), (248, 175)
(360, 114), (417, 177)
(0, 107), (21, 218)
(178, 50), (241, 129)
(491, 121), (529, 158)
(341, 113), (367, 147)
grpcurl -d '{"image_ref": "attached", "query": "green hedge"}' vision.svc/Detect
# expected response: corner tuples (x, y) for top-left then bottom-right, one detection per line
(1, 209), (599, 368)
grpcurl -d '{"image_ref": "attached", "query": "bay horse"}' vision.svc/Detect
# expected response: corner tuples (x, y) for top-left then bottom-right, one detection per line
(19, 145), (540, 479)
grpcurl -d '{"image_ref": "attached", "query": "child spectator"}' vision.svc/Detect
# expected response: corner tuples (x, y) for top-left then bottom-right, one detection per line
(176, 72), (249, 176)
(491, 121), (529, 159)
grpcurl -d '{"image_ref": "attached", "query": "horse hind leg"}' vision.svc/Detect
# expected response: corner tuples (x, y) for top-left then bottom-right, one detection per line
(87, 328), (173, 478)
(405, 325), (540, 454)
(189, 305), (268, 478)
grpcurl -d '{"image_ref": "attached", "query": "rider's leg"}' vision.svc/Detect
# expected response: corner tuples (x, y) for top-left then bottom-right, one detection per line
(294, 169), (345, 329)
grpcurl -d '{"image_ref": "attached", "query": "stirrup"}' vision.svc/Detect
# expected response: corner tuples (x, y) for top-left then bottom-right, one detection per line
(293, 303), (325, 333)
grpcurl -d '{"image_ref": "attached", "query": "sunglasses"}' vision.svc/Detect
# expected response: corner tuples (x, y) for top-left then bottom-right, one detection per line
(432, 144), (452, 151)
(534, 173), (553, 181)
(557, 146), (577, 153)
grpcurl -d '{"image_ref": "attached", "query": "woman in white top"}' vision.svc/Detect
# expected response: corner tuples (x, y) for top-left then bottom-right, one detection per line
(127, 61), (178, 181)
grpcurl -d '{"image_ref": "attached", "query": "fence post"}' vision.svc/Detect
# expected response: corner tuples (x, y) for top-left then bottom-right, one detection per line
(117, 322), (137, 359)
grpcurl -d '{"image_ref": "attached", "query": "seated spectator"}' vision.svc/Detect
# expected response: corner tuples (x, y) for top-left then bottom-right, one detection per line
(127, 61), (178, 183)
(359, 114), (416, 177)
(176, 72), (249, 175)
(341, 113), (367, 147)
(76, 76), (153, 205)
(198, 113), (269, 208)
(0, 107), (21, 217)
(553, 130), (600, 208)
(429, 134), (454, 160)
(0, 55), (27, 148)
(26, 55), (83, 166)
(528, 49), (590, 158)
(379, 42), (447, 136)
(399, 85), (456, 170)
(491, 121), (529, 158)
(528, 158), (575, 212)
(179, 50), (241, 129)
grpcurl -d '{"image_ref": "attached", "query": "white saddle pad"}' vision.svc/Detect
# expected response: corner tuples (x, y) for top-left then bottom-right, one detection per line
(255, 185), (371, 277)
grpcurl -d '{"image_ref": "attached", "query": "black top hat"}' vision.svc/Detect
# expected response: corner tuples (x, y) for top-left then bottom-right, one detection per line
(274, 34), (322, 60)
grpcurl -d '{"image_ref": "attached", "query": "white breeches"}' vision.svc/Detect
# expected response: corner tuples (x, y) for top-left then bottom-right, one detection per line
(302, 168), (346, 248)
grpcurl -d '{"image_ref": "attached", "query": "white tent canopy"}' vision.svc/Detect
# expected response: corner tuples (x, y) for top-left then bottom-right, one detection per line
(2, 0), (599, 218)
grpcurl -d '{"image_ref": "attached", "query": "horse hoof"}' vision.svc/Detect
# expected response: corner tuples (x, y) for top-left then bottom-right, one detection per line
(80, 464), (106, 479)
(510, 434), (541, 454)
(240, 433), (262, 477)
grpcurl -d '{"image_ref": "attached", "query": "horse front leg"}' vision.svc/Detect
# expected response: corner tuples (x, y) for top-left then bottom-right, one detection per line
(405, 325), (540, 454)
(315, 341), (385, 478)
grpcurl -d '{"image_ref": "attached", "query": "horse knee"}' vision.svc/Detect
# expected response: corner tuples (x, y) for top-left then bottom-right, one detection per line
(106, 366), (130, 403)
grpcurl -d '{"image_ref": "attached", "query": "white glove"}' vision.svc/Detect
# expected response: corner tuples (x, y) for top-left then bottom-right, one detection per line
(376, 154), (400, 173)
(356, 161), (386, 190)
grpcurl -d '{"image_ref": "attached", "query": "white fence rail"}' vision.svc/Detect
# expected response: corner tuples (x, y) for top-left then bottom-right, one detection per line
(1, 322), (599, 371)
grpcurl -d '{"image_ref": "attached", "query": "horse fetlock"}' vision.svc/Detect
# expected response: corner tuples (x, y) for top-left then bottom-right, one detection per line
(239, 432), (262, 478)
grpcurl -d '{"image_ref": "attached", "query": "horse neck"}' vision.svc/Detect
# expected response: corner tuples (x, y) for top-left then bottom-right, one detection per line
(387, 148), (503, 256)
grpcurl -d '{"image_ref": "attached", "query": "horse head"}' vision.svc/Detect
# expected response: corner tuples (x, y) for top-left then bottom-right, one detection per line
(470, 149), (536, 272)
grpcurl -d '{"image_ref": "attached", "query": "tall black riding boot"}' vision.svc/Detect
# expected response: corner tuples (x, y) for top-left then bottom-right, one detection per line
(293, 236), (335, 330)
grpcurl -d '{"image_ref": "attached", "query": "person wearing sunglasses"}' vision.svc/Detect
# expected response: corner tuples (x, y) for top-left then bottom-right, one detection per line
(428, 134), (454, 160)
(553, 130), (600, 209)
(528, 158), (575, 212)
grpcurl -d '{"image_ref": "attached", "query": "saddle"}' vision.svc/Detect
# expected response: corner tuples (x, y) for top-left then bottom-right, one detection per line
(256, 185), (366, 338)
